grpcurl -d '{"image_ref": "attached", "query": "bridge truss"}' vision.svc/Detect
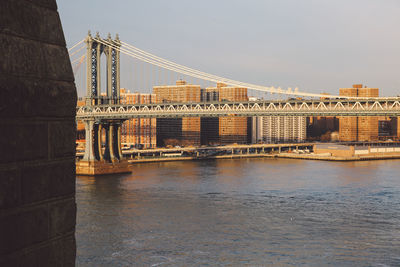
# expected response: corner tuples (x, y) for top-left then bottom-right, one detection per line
(77, 99), (400, 120)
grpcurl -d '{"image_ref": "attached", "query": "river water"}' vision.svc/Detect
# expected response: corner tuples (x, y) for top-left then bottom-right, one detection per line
(76, 158), (400, 266)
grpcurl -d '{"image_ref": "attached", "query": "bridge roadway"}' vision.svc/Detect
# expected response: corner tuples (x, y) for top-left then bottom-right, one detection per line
(76, 143), (315, 159)
(76, 98), (400, 120)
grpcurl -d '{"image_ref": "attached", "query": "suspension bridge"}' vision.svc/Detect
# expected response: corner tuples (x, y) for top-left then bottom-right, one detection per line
(70, 32), (400, 175)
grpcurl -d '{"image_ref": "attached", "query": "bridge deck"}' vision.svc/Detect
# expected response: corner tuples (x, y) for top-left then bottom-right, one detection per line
(76, 99), (400, 120)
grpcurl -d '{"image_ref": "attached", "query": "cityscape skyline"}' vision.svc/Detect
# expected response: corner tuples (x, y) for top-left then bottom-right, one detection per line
(59, 0), (400, 97)
(2, 2), (400, 265)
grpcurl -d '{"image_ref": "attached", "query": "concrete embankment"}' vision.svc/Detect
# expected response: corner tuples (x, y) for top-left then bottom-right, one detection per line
(128, 153), (276, 164)
(127, 152), (400, 164)
(277, 153), (400, 161)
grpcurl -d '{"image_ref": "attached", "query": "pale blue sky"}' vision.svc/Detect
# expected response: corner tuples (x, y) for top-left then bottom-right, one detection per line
(58, 0), (400, 97)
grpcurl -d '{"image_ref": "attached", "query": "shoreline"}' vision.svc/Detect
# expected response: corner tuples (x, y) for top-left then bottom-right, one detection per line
(127, 152), (400, 164)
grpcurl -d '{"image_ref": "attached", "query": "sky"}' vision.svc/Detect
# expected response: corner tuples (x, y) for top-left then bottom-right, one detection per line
(58, 0), (400, 97)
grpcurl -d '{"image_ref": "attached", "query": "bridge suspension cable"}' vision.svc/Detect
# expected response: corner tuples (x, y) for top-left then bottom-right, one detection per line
(71, 54), (86, 65)
(121, 40), (286, 94)
(72, 55), (86, 74)
(69, 44), (86, 57)
(68, 39), (84, 52)
(95, 38), (345, 99)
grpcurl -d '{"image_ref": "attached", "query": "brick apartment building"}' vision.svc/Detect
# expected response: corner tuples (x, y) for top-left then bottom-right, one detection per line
(153, 81), (249, 147)
(339, 84), (379, 141)
(153, 80), (202, 146)
(120, 89), (157, 148)
(202, 83), (248, 145)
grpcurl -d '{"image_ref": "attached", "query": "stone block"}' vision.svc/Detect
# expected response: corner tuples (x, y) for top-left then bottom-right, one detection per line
(0, 33), (47, 78)
(21, 164), (50, 204)
(0, 168), (20, 209)
(0, 205), (49, 255)
(20, 240), (64, 267)
(0, 75), (76, 118)
(49, 161), (76, 198)
(0, 121), (48, 162)
(49, 120), (76, 158)
(0, 0), (62, 44)
(43, 43), (74, 81)
(61, 235), (76, 267)
(0, 122), (18, 163)
(22, 161), (75, 204)
(0, 238), (67, 267)
(18, 122), (49, 161)
(24, 0), (58, 11)
(0, 34), (73, 82)
(34, 80), (76, 117)
(49, 198), (76, 238)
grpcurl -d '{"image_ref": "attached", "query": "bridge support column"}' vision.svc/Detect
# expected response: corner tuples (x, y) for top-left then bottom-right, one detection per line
(112, 122), (124, 160)
(103, 123), (112, 162)
(102, 122), (124, 162)
(108, 124), (118, 162)
(83, 120), (95, 161)
(93, 123), (103, 161)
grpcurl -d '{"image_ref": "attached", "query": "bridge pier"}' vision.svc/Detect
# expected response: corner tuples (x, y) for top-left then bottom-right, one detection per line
(77, 120), (130, 175)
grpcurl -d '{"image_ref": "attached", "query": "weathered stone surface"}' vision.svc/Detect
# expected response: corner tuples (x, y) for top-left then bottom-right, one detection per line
(43, 43), (75, 81)
(0, 0), (62, 44)
(0, 0), (76, 264)
(0, 33), (74, 82)
(21, 160), (75, 204)
(49, 198), (76, 238)
(0, 235), (75, 267)
(0, 206), (49, 255)
(0, 122), (18, 163)
(0, 75), (76, 118)
(18, 122), (49, 161)
(61, 235), (77, 267)
(50, 120), (76, 158)
(0, 168), (20, 209)
(19, 242), (63, 267)
(21, 164), (51, 204)
(0, 33), (46, 78)
(49, 161), (76, 198)
(25, 0), (58, 11)
(0, 122), (48, 162)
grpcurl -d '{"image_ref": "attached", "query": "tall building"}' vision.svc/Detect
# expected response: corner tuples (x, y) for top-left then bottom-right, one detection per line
(248, 97), (306, 144)
(154, 81), (249, 146)
(120, 89), (157, 148)
(339, 84), (379, 141)
(263, 116), (306, 143)
(203, 83), (249, 144)
(249, 115), (306, 143)
(250, 116), (264, 144)
(153, 80), (201, 146)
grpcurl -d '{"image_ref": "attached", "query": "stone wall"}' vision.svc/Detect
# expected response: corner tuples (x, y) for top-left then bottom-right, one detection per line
(0, 0), (77, 265)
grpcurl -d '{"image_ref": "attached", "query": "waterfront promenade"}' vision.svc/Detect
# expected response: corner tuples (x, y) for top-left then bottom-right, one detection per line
(76, 142), (400, 165)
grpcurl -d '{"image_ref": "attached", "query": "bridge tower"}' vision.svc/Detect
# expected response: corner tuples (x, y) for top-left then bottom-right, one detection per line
(78, 32), (129, 175)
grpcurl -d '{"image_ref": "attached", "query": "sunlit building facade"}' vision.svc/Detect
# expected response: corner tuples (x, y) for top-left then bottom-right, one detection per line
(120, 88), (157, 148)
